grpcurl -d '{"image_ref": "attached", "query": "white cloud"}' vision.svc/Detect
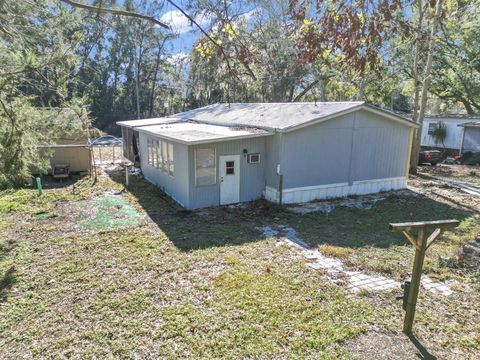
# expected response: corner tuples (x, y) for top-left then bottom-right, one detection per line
(164, 52), (190, 66)
(160, 10), (212, 34)
(235, 7), (261, 24)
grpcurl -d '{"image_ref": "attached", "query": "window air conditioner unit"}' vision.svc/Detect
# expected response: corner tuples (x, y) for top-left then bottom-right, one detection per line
(247, 153), (260, 164)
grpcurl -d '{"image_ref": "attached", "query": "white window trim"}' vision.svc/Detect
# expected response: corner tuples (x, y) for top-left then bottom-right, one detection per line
(194, 148), (216, 186)
(247, 153), (261, 164)
(147, 137), (174, 177)
(168, 143), (174, 177)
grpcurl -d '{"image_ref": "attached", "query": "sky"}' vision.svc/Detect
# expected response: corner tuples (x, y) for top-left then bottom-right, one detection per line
(157, 1), (212, 57)
(156, 1), (260, 58)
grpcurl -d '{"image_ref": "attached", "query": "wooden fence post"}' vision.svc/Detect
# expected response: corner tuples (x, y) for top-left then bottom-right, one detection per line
(389, 219), (460, 334)
(403, 228), (427, 334)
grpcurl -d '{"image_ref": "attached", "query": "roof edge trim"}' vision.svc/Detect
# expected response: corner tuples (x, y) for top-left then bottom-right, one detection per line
(278, 104), (419, 132)
(135, 127), (273, 145)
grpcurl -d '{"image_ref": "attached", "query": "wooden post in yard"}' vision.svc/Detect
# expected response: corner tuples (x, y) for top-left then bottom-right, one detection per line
(125, 166), (129, 188)
(389, 219), (460, 334)
(403, 227), (426, 334)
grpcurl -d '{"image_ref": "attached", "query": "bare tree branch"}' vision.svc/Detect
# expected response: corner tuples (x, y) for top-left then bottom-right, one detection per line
(59, 0), (169, 29)
(165, 0), (236, 80)
(293, 79), (319, 102)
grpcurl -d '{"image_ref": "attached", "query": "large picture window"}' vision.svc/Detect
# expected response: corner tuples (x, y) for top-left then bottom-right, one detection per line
(147, 137), (174, 176)
(195, 148), (216, 186)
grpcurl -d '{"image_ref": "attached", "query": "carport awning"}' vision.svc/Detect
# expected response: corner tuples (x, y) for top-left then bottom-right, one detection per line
(136, 122), (272, 145)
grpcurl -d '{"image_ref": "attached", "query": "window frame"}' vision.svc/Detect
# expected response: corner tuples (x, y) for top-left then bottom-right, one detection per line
(147, 138), (153, 166)
(146, 136), (174, 177)
(168, 143), (174, 176)
(161, 141), (168, 172)
(247, 153), (261, 164)
(194, 148), (216, 186)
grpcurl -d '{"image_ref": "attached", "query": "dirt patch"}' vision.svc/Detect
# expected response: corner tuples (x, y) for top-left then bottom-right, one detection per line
(347, 331), (448, 359)
(419, 164), (480, 186)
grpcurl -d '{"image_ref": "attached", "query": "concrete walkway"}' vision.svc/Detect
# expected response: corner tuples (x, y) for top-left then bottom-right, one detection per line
(257, 225), (453, 296)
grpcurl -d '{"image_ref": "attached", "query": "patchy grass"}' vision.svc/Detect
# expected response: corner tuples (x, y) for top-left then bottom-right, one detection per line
(318, 244), (354, 259)
(0, 169), (479, 358)
(75, 195), (142, 230)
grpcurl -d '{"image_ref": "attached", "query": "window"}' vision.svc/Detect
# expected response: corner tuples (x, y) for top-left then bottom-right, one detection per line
(247, 153), (260, 164)
(428, 122), (439, 135)
(147, 137), (174, 176)
(162, 141), (168, 171)
(147, 138), (153, 165)
(156, 141), (162, 169)
(153, 140), (159, 167)
(195, 148), (216, 186)
(225, 161), (235, 175)
(168, 143), (174, 175)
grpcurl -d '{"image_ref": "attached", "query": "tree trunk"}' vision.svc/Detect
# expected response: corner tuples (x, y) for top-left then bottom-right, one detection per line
(149, 39), (165, 117)
(356, 77), (367, 101)
(460, 98), (475, 115)
(410, 0), (443, 174)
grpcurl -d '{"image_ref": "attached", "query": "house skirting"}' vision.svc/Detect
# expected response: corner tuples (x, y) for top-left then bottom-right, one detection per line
(264, 177), (407, 204)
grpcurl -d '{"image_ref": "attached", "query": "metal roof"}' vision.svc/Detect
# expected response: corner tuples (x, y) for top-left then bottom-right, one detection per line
(425, 114), (480, 119)
(459, 121), (480, 127)
(116, 117), (181, 128)
(136, 122), (272, 145)
(117, 102), (418, 132)
(172, 102), (366, 130)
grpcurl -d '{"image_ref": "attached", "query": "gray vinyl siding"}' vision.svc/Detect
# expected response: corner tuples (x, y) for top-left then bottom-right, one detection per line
(188, 137), (266, 209)
(264, 133), (282, 188)
(462, 127), (480, 152)
(280, 110), (410, 189)
(138, 132), (190, 208)
(350, 112), (410, 181)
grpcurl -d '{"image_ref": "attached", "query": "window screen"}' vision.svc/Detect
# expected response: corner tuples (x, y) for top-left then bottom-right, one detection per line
(153, 140), (159, 167)
(156, 140), (162, 169)
(162, 141), (168, 171)
(195, 148), (216, 186)
(147, 138), (153, 166)
(146, 137), (174, 176)
(168, 143), (174, 175)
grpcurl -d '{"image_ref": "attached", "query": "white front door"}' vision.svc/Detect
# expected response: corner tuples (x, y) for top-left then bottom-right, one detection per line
(219, 155), (240, 205)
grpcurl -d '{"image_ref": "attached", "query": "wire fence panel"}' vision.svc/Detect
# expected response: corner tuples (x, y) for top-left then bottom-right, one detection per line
(92, 145), (125, 165)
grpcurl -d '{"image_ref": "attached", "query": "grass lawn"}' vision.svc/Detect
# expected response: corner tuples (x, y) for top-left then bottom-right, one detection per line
(0, 169), (479, 359)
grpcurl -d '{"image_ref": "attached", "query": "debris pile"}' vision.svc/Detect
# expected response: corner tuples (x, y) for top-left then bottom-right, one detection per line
(461, 236), (480, 269)
(288, 195), (386, 215)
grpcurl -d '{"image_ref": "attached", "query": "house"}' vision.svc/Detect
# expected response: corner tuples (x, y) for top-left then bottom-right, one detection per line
(421, 116), (480, 152)
(459, 121), (480, 153)
(119, 117), (180, 164)
(117, 102), (418, 209)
